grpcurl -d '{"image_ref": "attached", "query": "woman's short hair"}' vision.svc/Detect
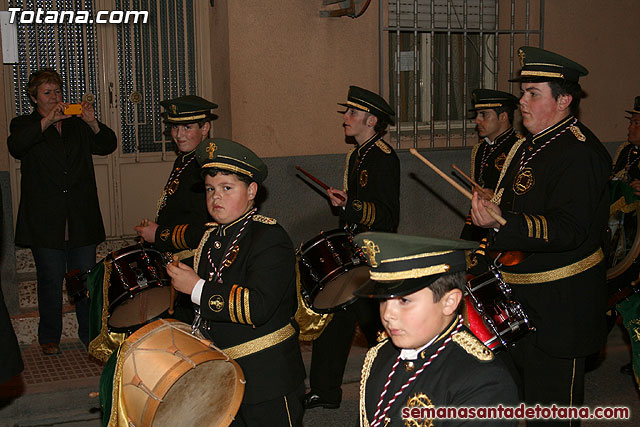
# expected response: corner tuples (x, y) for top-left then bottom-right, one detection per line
(26, 68), (63, 106)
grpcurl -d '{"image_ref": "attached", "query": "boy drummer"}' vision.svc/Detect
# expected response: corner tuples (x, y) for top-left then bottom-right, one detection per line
(354, 232), (517, 426)
(167, 138), (306, 426)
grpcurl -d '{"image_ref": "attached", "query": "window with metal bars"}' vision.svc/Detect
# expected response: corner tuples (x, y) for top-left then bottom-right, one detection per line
(384, 0), (543, 148)
(116, 0), (197, 154)
(10, 0), (101, 120)
(9, 0), (198, 154)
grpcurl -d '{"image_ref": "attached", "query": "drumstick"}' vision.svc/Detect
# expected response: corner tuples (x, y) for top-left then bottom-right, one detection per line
(296, 166), (345, 201)
(409, 148), (506, 226)
(451, 164), (493, 200)
(168, 255), (179, 315)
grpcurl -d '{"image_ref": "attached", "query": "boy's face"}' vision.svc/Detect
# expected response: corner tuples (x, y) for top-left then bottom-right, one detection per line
(170, 121), (210, 153)
(205, 173), (256, 225)
(379, 286), (460, 350)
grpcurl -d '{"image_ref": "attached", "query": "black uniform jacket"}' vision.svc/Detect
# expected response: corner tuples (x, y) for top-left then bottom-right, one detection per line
(461, 128), (520, 241)
(360, 319), (518, 427)
(8, 110), (117, 249)
(193, 210), (306, 404)
(341, 133), (400, 233)
(153, 150), (210, 248)
(490, 116), (611, 357)
(612, 141), (640, 181)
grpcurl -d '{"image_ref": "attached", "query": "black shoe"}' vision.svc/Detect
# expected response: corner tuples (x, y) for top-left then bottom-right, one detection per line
(303, 392), (340, 409)
(620, 362), (633, 376)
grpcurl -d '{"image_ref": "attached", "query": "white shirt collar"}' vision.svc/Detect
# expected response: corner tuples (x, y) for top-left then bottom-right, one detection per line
(399, 335), (438, 360)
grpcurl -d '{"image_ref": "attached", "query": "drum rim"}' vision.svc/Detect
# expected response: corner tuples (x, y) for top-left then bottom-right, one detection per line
(120, 319), (245, 426)
(608, 204), (640, 280)
(298, 229), (353, 252)
(112, 245), (163, 262)
(301, 264), (370, 313)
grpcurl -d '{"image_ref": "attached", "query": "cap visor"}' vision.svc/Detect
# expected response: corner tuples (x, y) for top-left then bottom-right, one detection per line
(354, 275), (441, 299)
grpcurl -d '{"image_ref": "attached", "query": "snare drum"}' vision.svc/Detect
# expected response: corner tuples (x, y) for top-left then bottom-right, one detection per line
(464, 268), (533, 351)
(297, 229), (370, 313)
(106, 244), (172, 334)
(115, 319), (244, 426)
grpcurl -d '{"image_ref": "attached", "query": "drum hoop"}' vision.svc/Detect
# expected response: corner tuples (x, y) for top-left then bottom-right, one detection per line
(312, 294), (358, 314)
(113, 246), (162, 262)
(607, 204), (640, 280)
(123, 319), (245, 426)
(298, 229), (351, 253)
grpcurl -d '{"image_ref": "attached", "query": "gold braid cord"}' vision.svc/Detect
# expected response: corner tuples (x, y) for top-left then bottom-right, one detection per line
(359, 340), (387, 427)
(470, 142), (480, 183)
(491, 136), (525, 205)
(88, 261), (126, 362)
(612, 142), (630, 168)
(193, 227), (217, 273)
(294, 261), (333, 341)
(344, 146), (357, 192)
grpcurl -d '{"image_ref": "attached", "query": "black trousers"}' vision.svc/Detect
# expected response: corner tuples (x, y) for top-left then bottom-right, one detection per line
(500, 333), (586, 427)
(308, 298), (381, 402)
(231, 382), (305, 427)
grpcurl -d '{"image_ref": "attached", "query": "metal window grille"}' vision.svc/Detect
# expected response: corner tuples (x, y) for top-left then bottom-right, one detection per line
(383, 0), (544, 148)
(10, 0), (101, 119)
(116, 0), (197, 154)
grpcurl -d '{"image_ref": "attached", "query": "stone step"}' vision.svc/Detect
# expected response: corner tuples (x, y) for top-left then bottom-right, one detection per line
(11, 238), (139, 345)
(14, 237), (139, 275)
(11, 311), (81, 346)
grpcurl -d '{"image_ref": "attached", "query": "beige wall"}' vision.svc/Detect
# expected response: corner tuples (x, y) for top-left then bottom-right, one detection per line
(543, 0), (640, 142)
(220, 0), (379, 157)
(1, 1), (639, 169)
(213, 0), (640, 158)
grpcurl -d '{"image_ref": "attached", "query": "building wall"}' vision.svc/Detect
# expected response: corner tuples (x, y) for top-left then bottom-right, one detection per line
(0, 1), (637, 311)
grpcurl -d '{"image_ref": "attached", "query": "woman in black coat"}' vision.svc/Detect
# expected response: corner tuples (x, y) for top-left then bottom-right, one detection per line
(7, 69), (117, 355)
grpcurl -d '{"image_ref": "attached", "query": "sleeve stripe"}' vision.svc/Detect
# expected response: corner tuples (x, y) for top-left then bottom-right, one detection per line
(229, 285), (238, 323)
(532, 215), (541, 239)
(243, 288), (252, 326)
(235, 288), (244, 324)
(524, 213), (534, 238)
(537, 215), (549, 241)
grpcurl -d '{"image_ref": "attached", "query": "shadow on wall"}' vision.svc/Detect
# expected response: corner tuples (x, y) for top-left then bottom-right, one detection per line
(259, 148), (471, 247)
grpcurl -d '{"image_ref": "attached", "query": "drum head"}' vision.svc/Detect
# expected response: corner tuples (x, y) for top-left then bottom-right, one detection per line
(121, 320), (244, 427)
(312, 265), (369, 312)
(154, 359), (244, 427)
(108, 286), (171, 330)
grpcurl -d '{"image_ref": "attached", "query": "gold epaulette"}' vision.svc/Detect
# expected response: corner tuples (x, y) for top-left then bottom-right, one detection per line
(452, 330), (494, 361)
(252, 214), (277, 225)
(375, 140), (391, 154)
(570, 125), (586, 142)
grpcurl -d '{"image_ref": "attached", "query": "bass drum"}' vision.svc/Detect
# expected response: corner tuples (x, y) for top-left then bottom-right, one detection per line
(118, 319), (244, 427)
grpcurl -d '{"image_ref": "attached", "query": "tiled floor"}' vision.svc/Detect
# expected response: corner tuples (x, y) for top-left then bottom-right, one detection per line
(20, 341), (103, 387)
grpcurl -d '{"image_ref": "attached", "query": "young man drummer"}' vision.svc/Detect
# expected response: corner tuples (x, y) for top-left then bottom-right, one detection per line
(461, 89), (520, 242)
(134, 95), (216, 253)
(354, 232), (518, 426)
(167, 138), (306, 426)
(134, 95), (216, 321)
(304, 86), (400, 410)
